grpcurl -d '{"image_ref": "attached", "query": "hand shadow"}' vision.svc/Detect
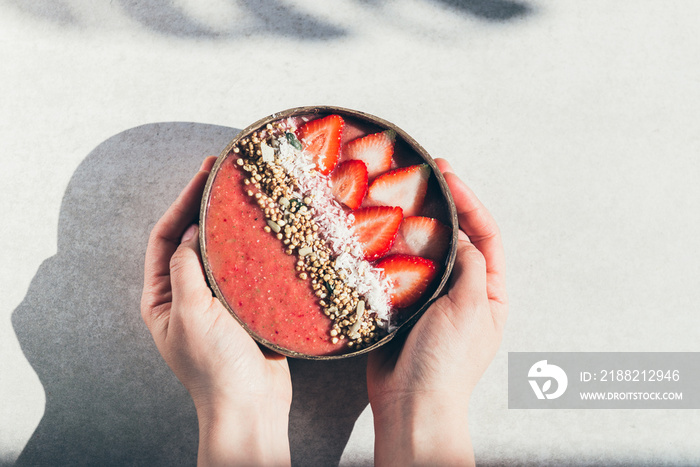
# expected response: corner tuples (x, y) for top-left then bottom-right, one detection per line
(11, 122), (369, 466)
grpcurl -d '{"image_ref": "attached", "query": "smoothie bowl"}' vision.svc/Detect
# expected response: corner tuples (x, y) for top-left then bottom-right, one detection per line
(200, 106), (458, 359)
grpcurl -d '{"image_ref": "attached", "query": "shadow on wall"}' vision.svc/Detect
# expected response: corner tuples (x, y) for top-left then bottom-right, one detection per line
(11, 122), (370, 466)
(4, 0), (531, 40)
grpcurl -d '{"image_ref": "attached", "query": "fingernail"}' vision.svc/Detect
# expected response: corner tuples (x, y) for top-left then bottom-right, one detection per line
(182, 224), (198, 243)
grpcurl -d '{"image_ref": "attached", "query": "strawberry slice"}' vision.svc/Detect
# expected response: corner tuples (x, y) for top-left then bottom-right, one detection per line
(389, 216), (451, 262)
(351, 206), (403, 260)
(364, 164), (430, 217)
(342, 130), (395, 179)
(376, 254), (437, 308)
(296, 114), (344, 175)
(331, 160), (368, 210)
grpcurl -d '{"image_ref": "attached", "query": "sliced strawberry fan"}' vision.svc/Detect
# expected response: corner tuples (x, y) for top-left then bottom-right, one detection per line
(342, 130), (396, 179)
(331, 160), (368, 210)
(389, 216), (451, 262)
(350, 206), (403, 260)
(364, 163), (431, 217)
(376, 254), (437, 308)
(296, 114), (344, 175)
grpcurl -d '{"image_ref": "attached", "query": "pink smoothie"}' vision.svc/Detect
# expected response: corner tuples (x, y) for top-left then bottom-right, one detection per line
(204, 157), (345, 356)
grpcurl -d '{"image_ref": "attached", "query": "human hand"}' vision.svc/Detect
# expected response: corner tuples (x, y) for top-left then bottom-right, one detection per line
(367, 158), (508, 466)
(141, 156), (292, 466)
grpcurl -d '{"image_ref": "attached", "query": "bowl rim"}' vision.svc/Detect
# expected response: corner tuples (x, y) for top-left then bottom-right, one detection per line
(199, 105), (459, 360)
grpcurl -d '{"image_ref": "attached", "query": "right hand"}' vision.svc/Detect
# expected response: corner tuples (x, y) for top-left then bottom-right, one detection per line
(367, 158), (508, 466)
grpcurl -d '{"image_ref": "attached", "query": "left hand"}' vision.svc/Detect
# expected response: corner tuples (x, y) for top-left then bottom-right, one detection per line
(141, 156), (292, 466)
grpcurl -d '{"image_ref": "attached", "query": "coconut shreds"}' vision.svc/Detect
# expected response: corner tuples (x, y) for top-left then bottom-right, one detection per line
(274, 133), (392, 328)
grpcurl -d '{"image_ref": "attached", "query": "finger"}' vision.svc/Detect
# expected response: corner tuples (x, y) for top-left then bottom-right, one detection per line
(142, 161), (213, 326)
(169, 224), (212, 312)
(443, 229), (486, 300)
(200, 155), (217, 172)
(434, 158), (454, 174)
(148, 157), (216, 277)
(443, 172), (508, 322)
(443, 173), (505, 277)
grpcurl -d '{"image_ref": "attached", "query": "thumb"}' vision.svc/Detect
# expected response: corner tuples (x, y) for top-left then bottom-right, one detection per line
(169, 224), (212, 311)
